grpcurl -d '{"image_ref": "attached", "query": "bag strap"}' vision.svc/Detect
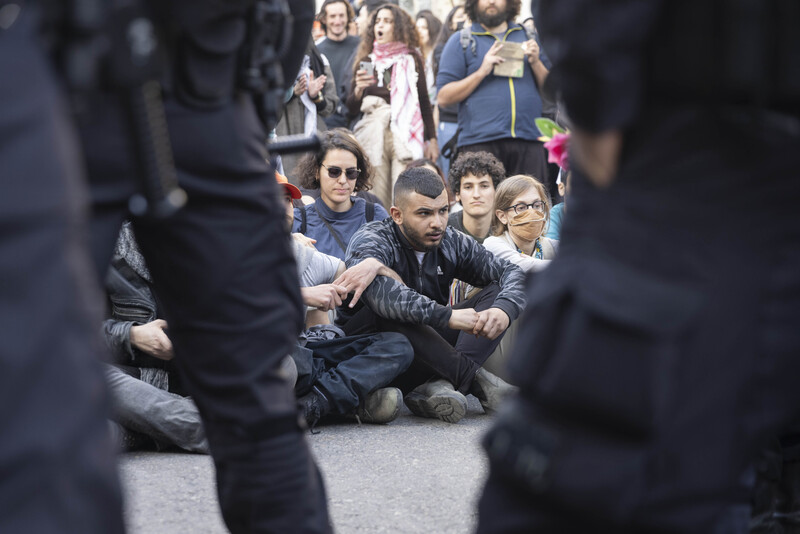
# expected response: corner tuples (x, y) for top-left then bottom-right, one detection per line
(365, 200), (375, 222)
(300, 205), (308, 235)
(318, 216), (348, 254)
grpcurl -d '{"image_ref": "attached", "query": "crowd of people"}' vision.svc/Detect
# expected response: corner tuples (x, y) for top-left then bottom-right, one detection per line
(105, 0), (565, 449)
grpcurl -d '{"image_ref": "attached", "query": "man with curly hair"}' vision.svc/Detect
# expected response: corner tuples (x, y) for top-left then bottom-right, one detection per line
(437, 0), (550, 181)
(448, 151), (507, 244)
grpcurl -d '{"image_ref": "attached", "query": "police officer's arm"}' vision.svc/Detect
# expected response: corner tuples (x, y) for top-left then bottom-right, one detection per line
(538, 0), (663, 186)
(437, 41), (505, 108)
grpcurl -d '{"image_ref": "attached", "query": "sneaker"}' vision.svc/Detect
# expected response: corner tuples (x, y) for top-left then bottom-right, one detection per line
(404, 379), (468, 424)
(356, 387), (402, 424)
(469, 368), (517, 413)
(297, 387), (330, 433)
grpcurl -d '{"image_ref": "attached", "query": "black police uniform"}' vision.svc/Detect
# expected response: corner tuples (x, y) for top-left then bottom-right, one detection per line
(477, 1), (800, 532)
(0, 1), (331, 532)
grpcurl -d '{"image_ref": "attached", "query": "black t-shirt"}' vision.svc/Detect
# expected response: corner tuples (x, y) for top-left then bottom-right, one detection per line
(317, 35), (360, 101)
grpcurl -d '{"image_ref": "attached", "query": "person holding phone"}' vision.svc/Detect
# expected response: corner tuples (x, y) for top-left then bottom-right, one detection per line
(292, 129), (390, 261)
(347, 4), (439, 209)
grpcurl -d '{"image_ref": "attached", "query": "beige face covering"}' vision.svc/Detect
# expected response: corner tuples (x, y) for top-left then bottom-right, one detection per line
(509, 209), (546, 241)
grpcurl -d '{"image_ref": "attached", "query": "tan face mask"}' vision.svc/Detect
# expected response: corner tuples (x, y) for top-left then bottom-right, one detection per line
(509, 209), (545, 241)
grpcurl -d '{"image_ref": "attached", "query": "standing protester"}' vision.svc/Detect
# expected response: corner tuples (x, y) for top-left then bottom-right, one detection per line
(0, 1), (333, 533)
(415, 10), (443, 109)
(348, 4), (438, 208)
(437, 0), (550, 180)
(433, 4), (469, 179)
(477, 1), (800, 533)
(276, 40), (338, 182)
(316, 0), (361, 129)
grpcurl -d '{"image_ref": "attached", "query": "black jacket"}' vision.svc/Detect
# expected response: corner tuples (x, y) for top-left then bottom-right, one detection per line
(337, 219), (526, 329)
(102, 256), (172, 372)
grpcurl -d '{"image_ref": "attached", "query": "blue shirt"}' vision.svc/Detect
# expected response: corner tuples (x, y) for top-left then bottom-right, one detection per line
(545, 202), (564, 240)
(293, 196), (390, 261)
(437, 23), (548, 146)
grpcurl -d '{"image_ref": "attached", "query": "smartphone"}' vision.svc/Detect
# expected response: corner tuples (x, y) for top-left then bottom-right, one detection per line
(359, 61), (374, 77)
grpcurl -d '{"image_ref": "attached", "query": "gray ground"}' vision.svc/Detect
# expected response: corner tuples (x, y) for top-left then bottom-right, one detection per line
(120, 399), (492, 534)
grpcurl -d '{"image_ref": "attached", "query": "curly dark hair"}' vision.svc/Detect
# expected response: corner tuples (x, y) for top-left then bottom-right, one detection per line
(464, 0), (521, 25)
(352, 4), (420, 77)
(294, 129), (374, 193)
(449, 151), (506, 195)
(317, 0), (355, 33)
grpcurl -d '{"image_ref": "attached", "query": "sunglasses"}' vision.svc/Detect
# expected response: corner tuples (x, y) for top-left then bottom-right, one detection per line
(321, 163), (360, 180)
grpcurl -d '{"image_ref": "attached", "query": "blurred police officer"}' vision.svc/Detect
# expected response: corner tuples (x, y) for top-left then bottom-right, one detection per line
(0, 1), (331, 533)
(477, 1), (800, 532)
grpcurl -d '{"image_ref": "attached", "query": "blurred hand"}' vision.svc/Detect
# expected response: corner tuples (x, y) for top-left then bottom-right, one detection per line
(478, 42), (505, 77)
(333, 258), (403, 308)
(130, 319), (174, 360)
(522, 39), (541, 65)
(354, 69), (377, 99)
(307, 72), (327, 100)
(293, 74), (308, 97)
(424, 138), (439, 161)
(448, 308), (479, 332)
(473, 308), (510, 340)
(301, 284), (349, 311)
(292, 232), (317, 249)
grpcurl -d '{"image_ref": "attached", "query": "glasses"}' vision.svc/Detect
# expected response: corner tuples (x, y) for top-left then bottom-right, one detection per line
(504, 200), (546, 214)
(321, 163), (360, 180)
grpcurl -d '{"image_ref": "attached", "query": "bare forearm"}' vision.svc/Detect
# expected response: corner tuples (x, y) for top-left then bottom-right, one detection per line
(530, 59), (549, 90)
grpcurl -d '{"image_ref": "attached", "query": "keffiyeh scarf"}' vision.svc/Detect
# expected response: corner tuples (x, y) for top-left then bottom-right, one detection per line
(371, 41), (424, 160)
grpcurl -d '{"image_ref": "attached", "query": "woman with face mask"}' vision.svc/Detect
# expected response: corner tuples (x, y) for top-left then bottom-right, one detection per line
(484, 174), (559, 272)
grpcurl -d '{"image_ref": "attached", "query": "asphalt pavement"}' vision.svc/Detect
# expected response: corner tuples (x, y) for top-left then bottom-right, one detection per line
(120, 398), (492, 534)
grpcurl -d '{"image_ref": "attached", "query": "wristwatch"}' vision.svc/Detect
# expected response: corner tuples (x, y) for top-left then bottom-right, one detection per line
(313, 92), (324, 104)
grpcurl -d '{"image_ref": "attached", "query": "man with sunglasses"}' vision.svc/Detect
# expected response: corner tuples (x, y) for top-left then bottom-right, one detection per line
(335, 167), (525, 424)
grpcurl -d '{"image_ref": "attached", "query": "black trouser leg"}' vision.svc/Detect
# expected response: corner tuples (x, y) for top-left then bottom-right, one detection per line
(0, 6), (123, 532)
(82, 93), (332, 533)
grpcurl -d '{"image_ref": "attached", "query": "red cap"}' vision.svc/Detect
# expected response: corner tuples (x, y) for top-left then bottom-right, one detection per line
(276, 172), (302, 200)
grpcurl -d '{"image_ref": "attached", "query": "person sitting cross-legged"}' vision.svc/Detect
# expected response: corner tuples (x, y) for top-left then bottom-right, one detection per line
(278, 173), (414, 430)
(335, 167), (525, 424)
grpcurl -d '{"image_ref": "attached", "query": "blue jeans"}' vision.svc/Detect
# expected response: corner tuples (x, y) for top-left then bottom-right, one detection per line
(293, 333), (413, 415)
(105, 365), (209, 453)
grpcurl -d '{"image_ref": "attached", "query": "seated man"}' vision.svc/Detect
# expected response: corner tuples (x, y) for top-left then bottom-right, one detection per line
(336, 167), (526, 424)
(448, 151), (506, 244)
(279, 174), (414, 430)
(104, 222), (210, 453)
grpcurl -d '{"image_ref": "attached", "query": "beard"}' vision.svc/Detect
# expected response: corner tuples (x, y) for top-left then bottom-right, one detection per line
(476, 6), (509, 28)
(401, 221), (443, 252)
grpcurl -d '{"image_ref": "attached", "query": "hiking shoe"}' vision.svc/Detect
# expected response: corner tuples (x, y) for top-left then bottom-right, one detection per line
(297, 387), (330, 433)
(404, 379), (468, 424)
(356, 387), (402, 424)
(470, 367), (517, 413)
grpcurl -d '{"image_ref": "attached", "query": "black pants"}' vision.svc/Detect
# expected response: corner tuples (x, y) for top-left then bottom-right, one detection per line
(477, 103), (800, 533)
(342, 283), (506, 394)
(460, 138), (548, 185)
(293, 332), (414, 414)
(1, 4), (331, 533)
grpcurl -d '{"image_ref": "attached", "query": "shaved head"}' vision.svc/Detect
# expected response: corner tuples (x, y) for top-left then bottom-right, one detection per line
(393, 167), (445, 209)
